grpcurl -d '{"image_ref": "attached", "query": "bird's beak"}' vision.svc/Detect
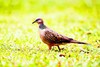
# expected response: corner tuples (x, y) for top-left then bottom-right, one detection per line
(32, 20), (37, 24)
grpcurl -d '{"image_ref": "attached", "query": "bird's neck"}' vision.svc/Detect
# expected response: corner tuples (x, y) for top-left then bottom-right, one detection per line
(39, 23), (47, 29)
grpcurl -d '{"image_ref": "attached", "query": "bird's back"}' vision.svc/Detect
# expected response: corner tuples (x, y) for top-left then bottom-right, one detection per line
(39, 28), (73, 45)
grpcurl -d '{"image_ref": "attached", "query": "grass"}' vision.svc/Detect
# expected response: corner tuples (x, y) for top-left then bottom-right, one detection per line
(0, 0), (100, 67)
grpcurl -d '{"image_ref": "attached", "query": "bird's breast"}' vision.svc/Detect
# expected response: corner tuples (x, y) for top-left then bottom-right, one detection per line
(39, 29), (50, 44)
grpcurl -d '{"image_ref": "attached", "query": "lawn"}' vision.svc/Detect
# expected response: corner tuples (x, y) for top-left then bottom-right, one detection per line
(0, 0), (100, 67)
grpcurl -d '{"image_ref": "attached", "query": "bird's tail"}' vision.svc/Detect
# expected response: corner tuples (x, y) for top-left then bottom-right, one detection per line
(70, 40), (90, 45)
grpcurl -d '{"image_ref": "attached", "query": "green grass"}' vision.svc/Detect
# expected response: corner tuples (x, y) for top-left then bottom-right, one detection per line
(0, 0), (100, 67)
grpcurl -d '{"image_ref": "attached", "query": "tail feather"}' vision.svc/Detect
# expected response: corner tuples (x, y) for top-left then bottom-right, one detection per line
(74, 41), (88, 44)
(70, 40), (90, 45)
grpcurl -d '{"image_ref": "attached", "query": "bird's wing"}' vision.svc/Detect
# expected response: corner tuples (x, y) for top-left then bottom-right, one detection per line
(44, 29), (73, 44)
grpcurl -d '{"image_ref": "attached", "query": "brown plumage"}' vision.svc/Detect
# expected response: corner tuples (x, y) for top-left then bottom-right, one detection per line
(32, 18), (90, 51)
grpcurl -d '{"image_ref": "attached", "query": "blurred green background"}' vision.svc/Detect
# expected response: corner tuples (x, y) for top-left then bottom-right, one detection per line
(0, 0), (100, 25)
(0, 0), (100, 67)
(0, 0), (100, 17)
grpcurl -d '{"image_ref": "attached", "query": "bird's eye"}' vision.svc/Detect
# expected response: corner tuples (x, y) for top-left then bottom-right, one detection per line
(38, 20), (42, 22)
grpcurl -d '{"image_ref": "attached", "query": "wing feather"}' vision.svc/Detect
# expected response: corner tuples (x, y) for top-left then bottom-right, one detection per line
(44, 29), (73, 44)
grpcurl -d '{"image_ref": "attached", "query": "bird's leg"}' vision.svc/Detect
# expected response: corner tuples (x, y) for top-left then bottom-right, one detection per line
(57, 45), (61, 51)
(48, 45), (52, 50)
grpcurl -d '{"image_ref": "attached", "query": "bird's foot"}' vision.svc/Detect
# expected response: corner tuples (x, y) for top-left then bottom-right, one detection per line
(57, 46), (65, 52)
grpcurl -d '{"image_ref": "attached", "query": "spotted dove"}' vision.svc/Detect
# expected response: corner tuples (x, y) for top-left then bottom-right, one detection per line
(32, 18), (90, 51)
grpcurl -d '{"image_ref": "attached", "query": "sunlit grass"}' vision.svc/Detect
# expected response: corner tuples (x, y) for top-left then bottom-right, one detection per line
(0, 0), (100, 67)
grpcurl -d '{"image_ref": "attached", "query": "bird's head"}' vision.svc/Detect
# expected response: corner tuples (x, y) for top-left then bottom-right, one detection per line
(32, 18), (43, 24)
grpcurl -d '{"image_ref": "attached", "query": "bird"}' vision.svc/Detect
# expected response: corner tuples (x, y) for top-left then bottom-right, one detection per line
(32, 18), (90, 51)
